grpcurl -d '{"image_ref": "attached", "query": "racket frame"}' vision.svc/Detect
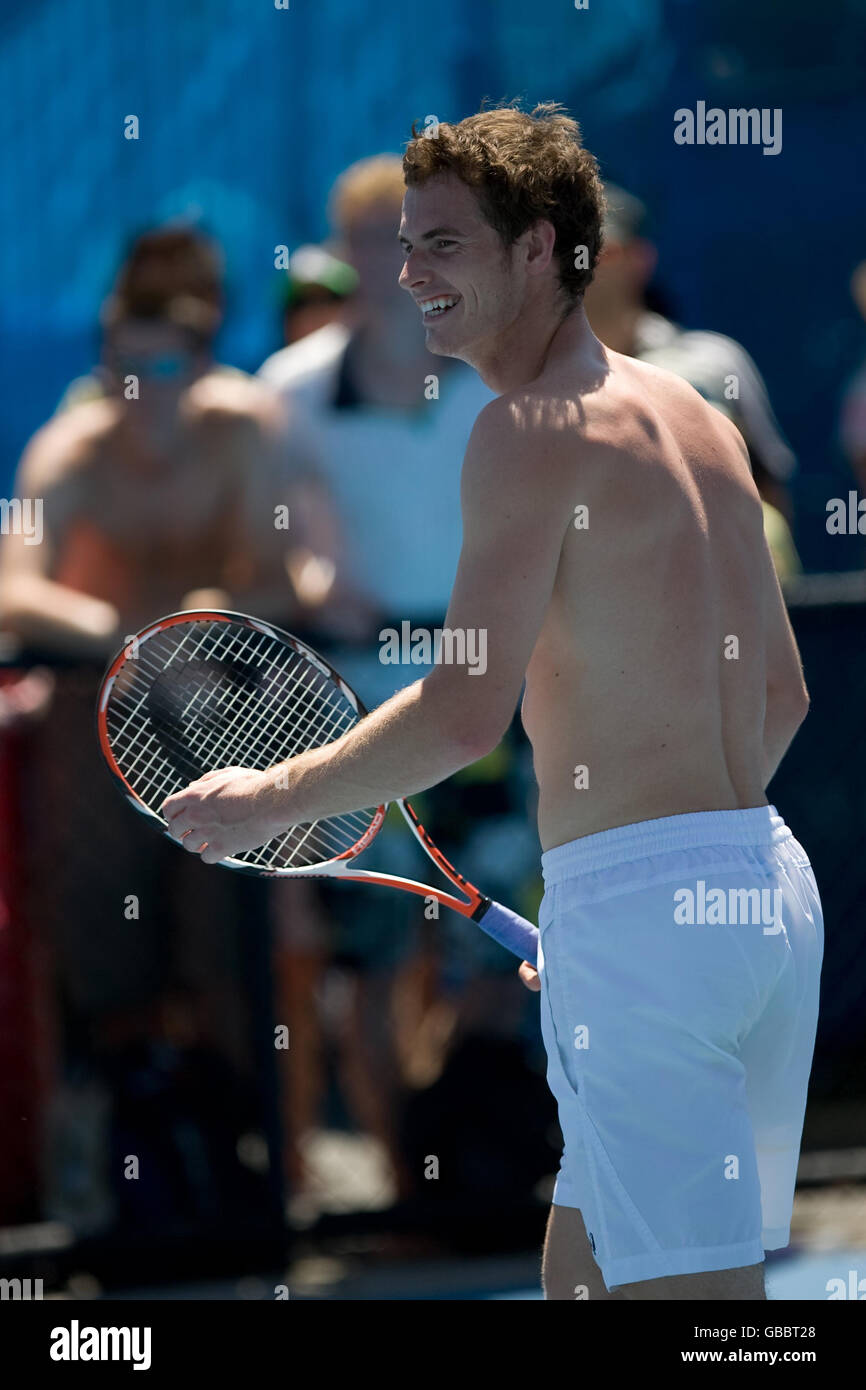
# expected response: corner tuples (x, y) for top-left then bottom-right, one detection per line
(96, 609), (491, 921)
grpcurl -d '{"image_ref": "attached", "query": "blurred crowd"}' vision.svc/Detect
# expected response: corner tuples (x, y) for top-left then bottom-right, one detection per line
(1, 158), (864, 1241)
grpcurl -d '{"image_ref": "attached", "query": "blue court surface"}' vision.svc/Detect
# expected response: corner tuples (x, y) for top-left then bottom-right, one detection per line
(102, 1242), (866, 1300)
(485, 1249), (866, 1301)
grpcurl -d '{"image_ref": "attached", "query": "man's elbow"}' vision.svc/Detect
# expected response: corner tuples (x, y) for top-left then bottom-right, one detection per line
(448, 708), (507, 763)
(420, 657), (517, 763)
(426, 674), (509, 762)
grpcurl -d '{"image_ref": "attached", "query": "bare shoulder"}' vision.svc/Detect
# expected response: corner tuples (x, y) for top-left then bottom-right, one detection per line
(622, 351), (730, 419)
(468, 389), (582, 466)
(460, 392), (581, 539)
(184, 369), (289, 435)
(614, 352), (752, 465)
(16, 397), (119, 491)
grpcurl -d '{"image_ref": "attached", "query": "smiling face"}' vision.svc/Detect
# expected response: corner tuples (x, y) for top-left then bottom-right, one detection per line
(398, 173), (528, 361)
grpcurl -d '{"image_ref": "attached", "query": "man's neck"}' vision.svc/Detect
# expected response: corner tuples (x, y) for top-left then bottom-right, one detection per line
(466, 301), (605, 395)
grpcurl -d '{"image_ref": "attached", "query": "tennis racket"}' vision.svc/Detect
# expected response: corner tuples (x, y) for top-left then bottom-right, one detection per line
(96, 610), (539, 964)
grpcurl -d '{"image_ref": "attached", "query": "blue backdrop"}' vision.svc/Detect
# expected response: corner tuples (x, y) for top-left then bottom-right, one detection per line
(1, 0), (864, 568)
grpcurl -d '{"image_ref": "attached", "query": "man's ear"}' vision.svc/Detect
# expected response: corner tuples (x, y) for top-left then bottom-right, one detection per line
(523, 219), (558, 277)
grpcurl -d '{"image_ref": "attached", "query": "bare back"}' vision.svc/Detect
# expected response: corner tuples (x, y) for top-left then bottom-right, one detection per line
(521, 351), (769, 850)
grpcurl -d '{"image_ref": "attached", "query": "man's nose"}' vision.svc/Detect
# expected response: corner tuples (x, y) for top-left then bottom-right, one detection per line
(399, 251), (429, 292)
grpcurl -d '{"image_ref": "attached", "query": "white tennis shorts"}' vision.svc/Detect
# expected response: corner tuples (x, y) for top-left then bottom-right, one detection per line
(537, 804), (823, 1291)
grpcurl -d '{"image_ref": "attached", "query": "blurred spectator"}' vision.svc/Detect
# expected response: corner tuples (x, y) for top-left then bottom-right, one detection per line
(0, 223), (350, 652)
(0, 224), (355, 1237)
(585, 183), (801, 576)
(280, 243), (358, 346)
(259, 156), (533, 1202)
(838, 260), (866, 494)
(54, 223), (247, 414)
(259, 154), (495, 677)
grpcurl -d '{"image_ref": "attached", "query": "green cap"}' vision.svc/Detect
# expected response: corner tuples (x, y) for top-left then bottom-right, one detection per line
(284, 245), (358, 306)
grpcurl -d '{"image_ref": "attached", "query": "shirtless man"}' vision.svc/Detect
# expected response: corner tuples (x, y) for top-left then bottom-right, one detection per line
(163, 105), (824, 1301)
(0, 228), (360, 1095)
(0, 227), (350, 655)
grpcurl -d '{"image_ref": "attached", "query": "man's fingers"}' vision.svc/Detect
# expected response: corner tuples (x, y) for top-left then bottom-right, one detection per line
(518, 961), (541, 992)
(166, 818), (194, 841)
(181, 832), (209, 854)
(163, 774), (225, 824)
(160, 779), (226, 858)
(164, 819), (210, 853)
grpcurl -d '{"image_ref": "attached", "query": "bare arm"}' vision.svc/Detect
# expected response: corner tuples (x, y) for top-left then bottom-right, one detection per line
(0, 417), (120, 657)
(761, 531), (809, 786)
(269, 398), (572, 818)
(719, 411), (808, 788)
(163, 396), (573, 840)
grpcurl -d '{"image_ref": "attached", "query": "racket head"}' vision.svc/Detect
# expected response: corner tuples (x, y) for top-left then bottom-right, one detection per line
(96, 610), (386, 875)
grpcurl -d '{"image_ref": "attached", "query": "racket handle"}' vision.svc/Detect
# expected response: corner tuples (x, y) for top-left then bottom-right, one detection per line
(473, 898), (539, 965)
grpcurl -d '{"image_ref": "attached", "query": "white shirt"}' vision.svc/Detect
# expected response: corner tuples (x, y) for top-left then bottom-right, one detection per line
(259, 324), (495, 617)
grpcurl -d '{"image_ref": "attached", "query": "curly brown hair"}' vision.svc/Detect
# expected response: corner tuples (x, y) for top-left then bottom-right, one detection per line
(403, 101), (606, 307)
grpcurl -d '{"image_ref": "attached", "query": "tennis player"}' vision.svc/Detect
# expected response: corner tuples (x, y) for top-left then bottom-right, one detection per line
(164, 103), (823, 1301)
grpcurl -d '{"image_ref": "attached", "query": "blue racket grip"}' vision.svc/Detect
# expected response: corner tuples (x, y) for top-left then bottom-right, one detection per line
(473, 898), (539, 966)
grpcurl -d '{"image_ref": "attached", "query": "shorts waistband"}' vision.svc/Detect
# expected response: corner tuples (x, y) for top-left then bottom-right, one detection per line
(541, 805), (790, 884)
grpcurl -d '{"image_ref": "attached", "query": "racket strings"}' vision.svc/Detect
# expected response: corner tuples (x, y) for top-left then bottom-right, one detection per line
(104, 618), (379, 869)
(111, 637), (371, 866)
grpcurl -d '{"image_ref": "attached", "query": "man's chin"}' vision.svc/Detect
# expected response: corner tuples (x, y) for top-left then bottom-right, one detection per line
(423, 323), (466, 359)
(426, 340), (466, 363)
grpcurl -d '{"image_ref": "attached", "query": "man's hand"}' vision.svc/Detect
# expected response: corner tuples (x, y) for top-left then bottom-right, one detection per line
(161, 766), (287, 864)
(519, 960), (540, 992)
